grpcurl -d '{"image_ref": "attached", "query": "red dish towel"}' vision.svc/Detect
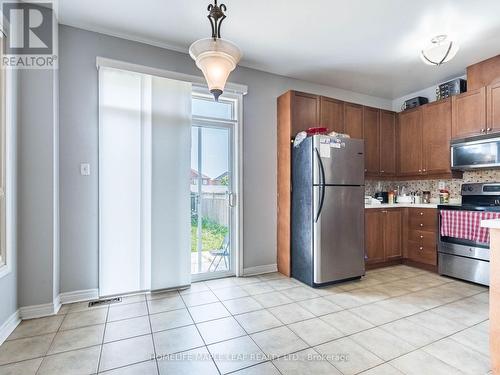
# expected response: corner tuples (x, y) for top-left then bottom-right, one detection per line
(440, 210), (500, 244)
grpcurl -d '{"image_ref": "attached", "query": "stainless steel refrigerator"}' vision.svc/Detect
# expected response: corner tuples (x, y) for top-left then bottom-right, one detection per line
(291, 135), (365, 287)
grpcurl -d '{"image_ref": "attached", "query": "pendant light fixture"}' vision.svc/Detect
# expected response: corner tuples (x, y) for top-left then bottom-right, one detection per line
(420, 35), (459, 66)
(189, 1), (242, 101)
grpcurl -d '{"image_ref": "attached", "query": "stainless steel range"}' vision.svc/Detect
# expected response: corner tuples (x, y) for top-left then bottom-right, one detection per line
(438, 182), (500, 286)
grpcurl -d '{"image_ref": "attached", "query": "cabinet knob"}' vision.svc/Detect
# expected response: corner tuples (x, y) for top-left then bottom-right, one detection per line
(420, 235), (424, 239)
(480, 129), (486, 133)
(422, 169), (426, 172)
(487, 128), (492, 132)
(418, 169), (422, 173)
(419, 246), (423, 250)
(381, 170), (385, 173)
(420, 223), (424, 227)
(364, 169), (367, 172)
(420, 212), (424, 216)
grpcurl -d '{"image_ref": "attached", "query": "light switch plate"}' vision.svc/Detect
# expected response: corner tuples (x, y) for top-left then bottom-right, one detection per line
(80, 163), (91, 176)
(438, 181), (446, 190)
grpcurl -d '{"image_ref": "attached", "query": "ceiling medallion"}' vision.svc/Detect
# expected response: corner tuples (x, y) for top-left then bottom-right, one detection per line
(189, 1), (242, 101)
(420, 35), (459, 66)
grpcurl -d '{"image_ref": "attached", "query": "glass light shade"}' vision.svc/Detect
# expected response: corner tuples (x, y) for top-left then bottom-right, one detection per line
(420, 35), (459, 66)
(189, 38), (242, 100)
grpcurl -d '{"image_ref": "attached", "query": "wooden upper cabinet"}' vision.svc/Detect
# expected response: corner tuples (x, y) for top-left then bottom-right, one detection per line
(452, 87), (487, 139)
(398, 108), (423, 176)
(292, 92), (319, 135)
(487, 79), (500, 134)
(320, 97), (344, 133)
(344, 103), (364, 139)
(422, 99), (452, 175)
(363, 107), (380, 176)
(365, 210), (384, 264)
(383, 209), (402, 260)
(379, 110), (396, 176)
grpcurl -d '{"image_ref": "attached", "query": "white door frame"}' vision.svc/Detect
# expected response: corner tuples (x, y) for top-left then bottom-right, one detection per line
(190, 91), (243, 281)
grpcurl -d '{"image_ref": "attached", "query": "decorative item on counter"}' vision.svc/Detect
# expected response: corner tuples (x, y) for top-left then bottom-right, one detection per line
(388, 191), (394, 204)
(439, 189), (450, 204)
(293, 131), (307, 147)
(414, 191), (422, 204)
(422, 191), (431, 204)
(306, 127), (328, 135)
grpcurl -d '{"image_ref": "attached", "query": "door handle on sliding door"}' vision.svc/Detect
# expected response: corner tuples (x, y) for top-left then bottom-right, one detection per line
(228, 192), (237, 208)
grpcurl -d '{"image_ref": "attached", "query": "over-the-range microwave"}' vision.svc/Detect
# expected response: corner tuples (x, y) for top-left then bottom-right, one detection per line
(451, 135), (500, 170)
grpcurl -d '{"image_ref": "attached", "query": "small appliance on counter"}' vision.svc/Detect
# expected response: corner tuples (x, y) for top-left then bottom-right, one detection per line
(436, 78), (467, 100)
(402, 96), (428, 111)
(374, 192), (388, 203)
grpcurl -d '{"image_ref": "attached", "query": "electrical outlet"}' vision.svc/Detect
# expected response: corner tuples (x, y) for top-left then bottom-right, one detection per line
(80, 163), (91, 176)
(438, 181), (446, 190)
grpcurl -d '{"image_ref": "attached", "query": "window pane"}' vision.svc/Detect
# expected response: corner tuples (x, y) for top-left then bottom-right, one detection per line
(192, 97), (233, 120)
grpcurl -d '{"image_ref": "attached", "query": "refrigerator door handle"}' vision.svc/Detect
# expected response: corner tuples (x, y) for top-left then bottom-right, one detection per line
(315, 148), (326, 222)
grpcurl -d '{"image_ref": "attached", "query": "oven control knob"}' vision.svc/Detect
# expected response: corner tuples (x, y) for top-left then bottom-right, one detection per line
(468, 186), (473, 191)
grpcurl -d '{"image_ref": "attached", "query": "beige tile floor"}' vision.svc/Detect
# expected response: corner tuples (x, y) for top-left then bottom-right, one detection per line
(0, 265), (491, 375)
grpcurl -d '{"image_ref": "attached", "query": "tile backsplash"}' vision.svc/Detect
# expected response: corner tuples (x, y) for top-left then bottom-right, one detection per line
(365, 170), (500, 199)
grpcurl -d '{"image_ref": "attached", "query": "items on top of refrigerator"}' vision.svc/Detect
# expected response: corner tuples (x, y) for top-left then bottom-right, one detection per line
(328, 131), (350, 138)
(293, 131), (307, 148)
(306, 127), (329, 135)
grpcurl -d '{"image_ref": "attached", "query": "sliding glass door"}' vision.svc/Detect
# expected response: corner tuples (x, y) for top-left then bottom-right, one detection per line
(191, 95), (237, 280)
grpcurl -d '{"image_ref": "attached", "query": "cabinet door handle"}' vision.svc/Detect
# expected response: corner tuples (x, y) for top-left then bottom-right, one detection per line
(381, 170), (385, 173)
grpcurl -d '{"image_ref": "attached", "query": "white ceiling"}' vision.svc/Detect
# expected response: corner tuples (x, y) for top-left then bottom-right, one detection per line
(58, 0), (500, 99)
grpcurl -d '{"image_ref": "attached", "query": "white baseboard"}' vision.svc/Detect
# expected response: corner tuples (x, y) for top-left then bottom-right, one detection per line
(19, 289), (98, 320)
(243, 264), (277, 276)
(19, 302), (56, 320)
(0, 310), (21, 345)
(59, 289), (99, 304)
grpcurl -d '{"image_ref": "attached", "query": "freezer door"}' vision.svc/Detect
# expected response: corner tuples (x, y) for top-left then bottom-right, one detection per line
(313, 185), (365, 284)
(313, 136), (364, 185)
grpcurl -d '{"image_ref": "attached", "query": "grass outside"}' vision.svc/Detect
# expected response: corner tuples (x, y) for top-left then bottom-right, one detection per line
(191, 216), (228, 252)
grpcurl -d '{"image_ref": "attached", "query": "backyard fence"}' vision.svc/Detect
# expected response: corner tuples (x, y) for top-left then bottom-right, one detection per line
(191, 193), (229, 226)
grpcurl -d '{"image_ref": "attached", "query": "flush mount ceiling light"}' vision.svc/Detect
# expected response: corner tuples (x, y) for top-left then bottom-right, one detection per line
(420, 35), (459, 66)
(189, 0), (242, 101)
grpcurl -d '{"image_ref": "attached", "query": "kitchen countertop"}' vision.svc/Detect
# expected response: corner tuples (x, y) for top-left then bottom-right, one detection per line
(365, 203), (439, 209)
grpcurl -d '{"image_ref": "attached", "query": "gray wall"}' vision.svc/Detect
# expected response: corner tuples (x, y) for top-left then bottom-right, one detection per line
(0, 69), (18, 326)
(18, 68), (59, 307)
(59, 25), (392, 293)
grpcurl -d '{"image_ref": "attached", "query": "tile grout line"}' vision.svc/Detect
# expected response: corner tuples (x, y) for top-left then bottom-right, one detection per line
(180, 289), (224, 375)
(144, 292), (161, 375)
(207, 279), (285, 375)
(95, 304), (110, 374)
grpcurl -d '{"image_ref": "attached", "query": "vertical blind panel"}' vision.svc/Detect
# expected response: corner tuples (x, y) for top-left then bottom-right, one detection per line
(150, 76), (192, 290)
(99, 68), (143, 296)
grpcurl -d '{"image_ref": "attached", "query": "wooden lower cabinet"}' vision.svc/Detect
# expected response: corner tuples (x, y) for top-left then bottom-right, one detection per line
(406, 208), (438, 267)
(365, 209), (402, 265)
(365, 207), (437, 270)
